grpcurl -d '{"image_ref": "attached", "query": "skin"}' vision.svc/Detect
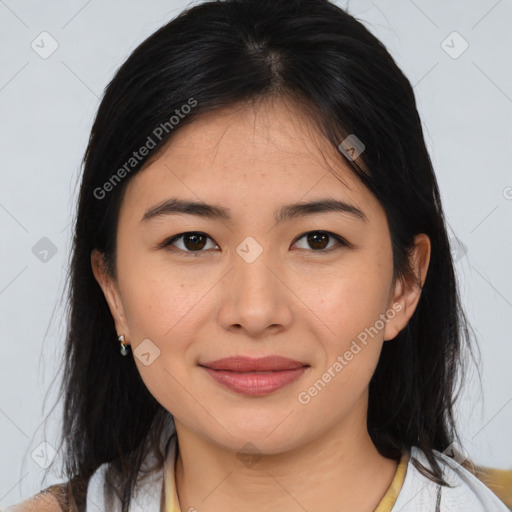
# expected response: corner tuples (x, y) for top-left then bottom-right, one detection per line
(91, 97), (430, 512)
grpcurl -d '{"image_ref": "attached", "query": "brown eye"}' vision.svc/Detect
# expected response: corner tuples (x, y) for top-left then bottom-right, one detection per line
(182, 233), (207, 250)
(292, 231), (347, 252)
(164, 232), (219, 254)
(306, 232), (329, 250)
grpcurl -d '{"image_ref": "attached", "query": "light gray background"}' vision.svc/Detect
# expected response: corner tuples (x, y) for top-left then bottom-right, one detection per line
(1, 0), (511, 506)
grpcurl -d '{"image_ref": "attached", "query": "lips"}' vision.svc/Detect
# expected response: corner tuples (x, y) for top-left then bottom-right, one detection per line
(199, 355), (308, 372)
(199, 356), (310, 396)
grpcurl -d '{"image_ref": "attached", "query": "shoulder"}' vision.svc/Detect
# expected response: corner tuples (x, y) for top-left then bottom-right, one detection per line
(393, 446), (510, 511)
(1, 478), (89, 512)
(1, 485), (66, 512)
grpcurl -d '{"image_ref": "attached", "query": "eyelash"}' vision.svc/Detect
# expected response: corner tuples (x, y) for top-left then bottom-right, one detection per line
(160, 230), (349, 256)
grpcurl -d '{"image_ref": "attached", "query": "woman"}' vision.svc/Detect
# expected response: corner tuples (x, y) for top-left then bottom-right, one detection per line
(4, 0), (509, 510)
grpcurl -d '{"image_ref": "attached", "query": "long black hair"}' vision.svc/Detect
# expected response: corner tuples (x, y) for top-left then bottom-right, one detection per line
(41, 0), (479, 509)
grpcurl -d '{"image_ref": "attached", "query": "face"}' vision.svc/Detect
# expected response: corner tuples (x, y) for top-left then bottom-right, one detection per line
(92, 98), (429, 455)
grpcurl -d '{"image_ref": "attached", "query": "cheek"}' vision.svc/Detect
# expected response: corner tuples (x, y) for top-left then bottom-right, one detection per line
(121, 269), (202, 413)
(300, 253), (393, 396)
(118, 252), (206, 339)
(298, 276), (387, 417)
(308, 260), (392, 342)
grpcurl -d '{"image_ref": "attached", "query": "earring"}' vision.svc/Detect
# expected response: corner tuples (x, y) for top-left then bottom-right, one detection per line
(118, 334), (129, 356)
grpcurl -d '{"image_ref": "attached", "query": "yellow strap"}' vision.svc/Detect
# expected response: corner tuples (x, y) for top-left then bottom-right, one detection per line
(374, 451), (410, 512)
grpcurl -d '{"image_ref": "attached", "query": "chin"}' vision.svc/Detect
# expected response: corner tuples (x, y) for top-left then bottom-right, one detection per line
(207, 426), (305, 457)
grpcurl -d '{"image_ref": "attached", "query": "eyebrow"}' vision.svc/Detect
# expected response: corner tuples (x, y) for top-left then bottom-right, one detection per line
(140, 197), (368, 224)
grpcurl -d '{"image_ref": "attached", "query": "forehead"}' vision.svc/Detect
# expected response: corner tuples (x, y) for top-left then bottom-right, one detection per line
(120, 99), (382, 224)
(148, 99), (350, 179)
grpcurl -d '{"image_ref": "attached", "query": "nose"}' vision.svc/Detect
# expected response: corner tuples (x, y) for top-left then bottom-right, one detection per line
(216, 242), (294, 338)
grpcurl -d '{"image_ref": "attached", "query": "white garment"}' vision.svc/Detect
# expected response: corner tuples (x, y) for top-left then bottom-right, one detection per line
(394, 447), (509, 511)
(85, 420), (174, 512)
(85, 431), (510, 512)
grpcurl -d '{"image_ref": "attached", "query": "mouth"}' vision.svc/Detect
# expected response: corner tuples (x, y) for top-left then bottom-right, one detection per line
(199, 355), (309, 372)
(198, 356), (310, 396)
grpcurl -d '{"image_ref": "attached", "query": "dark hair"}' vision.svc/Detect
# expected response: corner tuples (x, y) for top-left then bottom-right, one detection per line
(41, 0), (480, 509)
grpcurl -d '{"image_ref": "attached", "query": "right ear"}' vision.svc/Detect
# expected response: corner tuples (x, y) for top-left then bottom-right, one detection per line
(90, 249), (131, 342)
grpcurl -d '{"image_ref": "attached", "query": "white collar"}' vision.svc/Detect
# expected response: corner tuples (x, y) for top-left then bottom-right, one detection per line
(85, 422), (177, 511)
(393, 446), (509, 511)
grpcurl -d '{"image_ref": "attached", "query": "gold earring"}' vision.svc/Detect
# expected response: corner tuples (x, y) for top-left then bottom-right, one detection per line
(118, 334), (129, 356)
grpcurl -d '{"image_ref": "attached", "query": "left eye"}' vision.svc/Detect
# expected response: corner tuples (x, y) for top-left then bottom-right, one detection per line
(162, 230), (347, 255)
(292, 231), (347, 252)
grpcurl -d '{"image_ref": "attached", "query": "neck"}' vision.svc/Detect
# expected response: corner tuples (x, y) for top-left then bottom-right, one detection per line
(172, 402), (399, 512)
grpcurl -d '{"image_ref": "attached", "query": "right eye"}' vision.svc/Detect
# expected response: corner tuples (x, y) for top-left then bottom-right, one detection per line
(162, 232), (220, 256)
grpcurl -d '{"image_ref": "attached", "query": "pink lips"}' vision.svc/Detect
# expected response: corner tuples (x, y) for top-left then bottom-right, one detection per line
(199, 356), (309, 396)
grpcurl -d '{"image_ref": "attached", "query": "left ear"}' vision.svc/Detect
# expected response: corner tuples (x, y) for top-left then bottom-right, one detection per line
(383, 233), (431, 342)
